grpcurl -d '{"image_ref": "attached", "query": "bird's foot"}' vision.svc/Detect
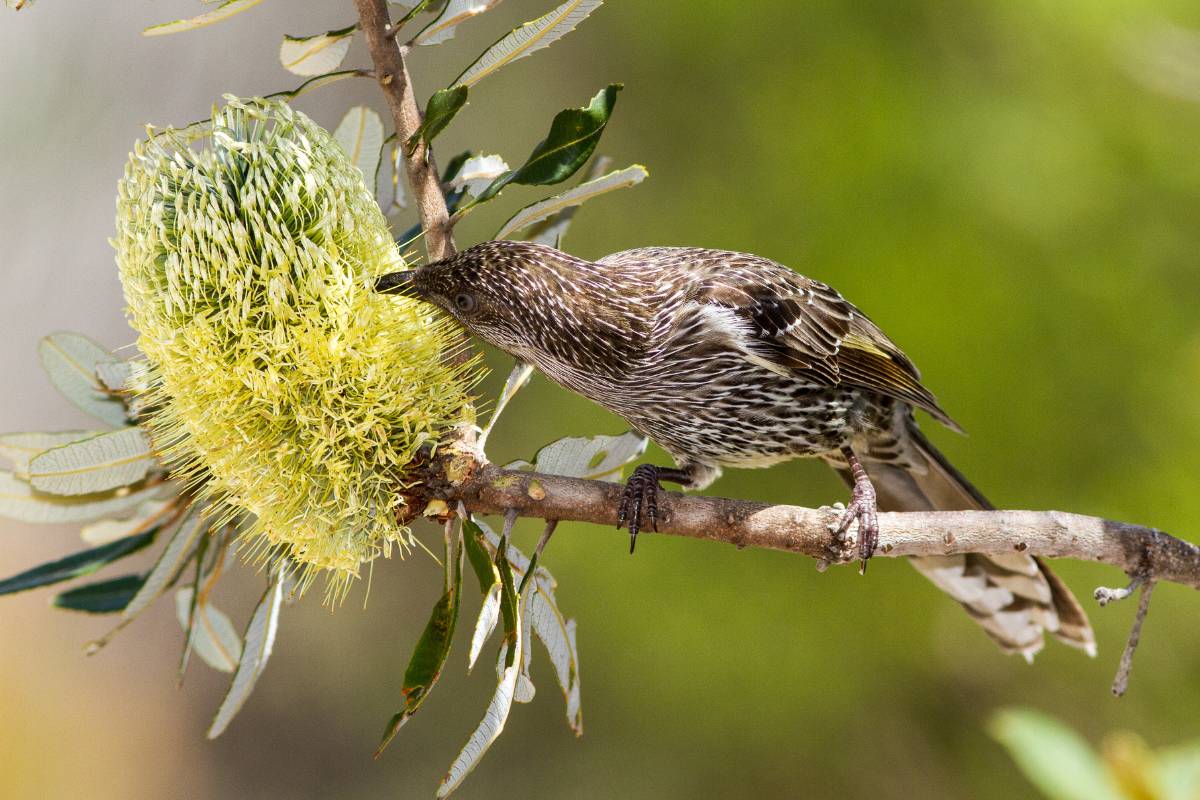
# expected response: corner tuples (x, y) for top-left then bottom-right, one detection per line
(837, 447), (879, 574)
(617, 464), (664, 554)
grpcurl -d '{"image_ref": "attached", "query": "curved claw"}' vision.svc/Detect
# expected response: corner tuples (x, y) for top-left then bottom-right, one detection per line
(618, 464), (665, 554)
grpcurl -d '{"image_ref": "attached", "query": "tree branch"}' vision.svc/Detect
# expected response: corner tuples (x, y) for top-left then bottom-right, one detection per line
(448, 463), (1200, 591)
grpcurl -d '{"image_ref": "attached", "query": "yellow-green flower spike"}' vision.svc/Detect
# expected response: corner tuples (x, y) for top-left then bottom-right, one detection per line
(114, 96), (480, 601)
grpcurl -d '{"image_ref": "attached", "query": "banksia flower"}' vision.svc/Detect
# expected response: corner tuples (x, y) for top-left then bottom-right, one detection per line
(114, 96), (479, 600)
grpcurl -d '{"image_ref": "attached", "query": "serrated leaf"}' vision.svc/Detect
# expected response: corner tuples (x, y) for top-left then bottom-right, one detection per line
(29, 428), (155, 496)
(468, 582), (502, 671)
(534, 430), (648, 481)
(175, 587), (243, 674)
(0, 430), (102, 479)
(207, 569), (285, 737)
(989, 708), (1124, 800)
(376, 540), (464, 756)
(124, 511), (206, 621)
(496, 164), (647, 239)
(334, 106), (385, 187)
(53, 574), (144, 613)
(0, 469), (166, 524)
(478, 360), (533, 450)
(280, 24), (356, 76)
(143, 0), (265, 36)
(453, 0), (602, 88)
(38, 333), (127, 427)
(406, 85), (469, 154)
(525, 154), (611, 246)
(0, 531), (155, 596)
(81, 498), (179, 546)
(466, 84), (621, 208)
(415, 0), (503, 46)
(450, 154), (509, 198)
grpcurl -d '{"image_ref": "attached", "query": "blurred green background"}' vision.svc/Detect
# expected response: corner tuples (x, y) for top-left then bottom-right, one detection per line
(4, 1), (1200, 798)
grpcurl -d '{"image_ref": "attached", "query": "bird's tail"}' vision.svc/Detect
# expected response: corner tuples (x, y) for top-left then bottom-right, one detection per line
(827, 414), (1095, 660)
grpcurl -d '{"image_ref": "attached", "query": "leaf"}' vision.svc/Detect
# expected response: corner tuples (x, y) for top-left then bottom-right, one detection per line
(207, 569), (285, 737)
(95, 360), (132, 393)
(511, 588), (535, 703)
(496, 164), (647, 239)
(524, 154), (611, 246)
(478, 361), (533, 449)
(29, 428), (156, 496)
(143, 0), (265, 36)
(38, 333), (127, 427)
(0, 470), (166, 524)
(437, 541), (523, 798)
(406, 85), (469, 155)
(375, 540), (464, 756)
(534, 430), (648, 481)
(467, 84), (622, 208)
(1157, 741), (1200, 800)
(123, 511), (207, 621)
(0, 531), (155, 596)
(468, 582), (502, 671)
(0, 430), (102, 479)
(175, 588), (243, 674)
(414, 0), (503, 46)
(265, 69), (366, 103)
(279, 25), (356, 76)
(462, 516), (501, 593)
(450, 154), (510, 198)
(53, 575), (145, 614)
(989, 708), (1124, 800)
(334, 106), (385, 186)
(81, 498), (179, 546)
(453, 0), (602, 88)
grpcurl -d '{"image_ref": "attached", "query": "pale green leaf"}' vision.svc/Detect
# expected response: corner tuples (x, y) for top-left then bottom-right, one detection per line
(38, 332), (127, 427)
(511, 588), (535, 703)
(0, 469), (166, 524)
(279, 25), (356, 76)
(534, 430), (647, 482)
(451, 154), (510, 197)
(0, 430), (102, 479)
(989, 708), (1123, 800)
(81, 498), (179, 546)
(414, 0), (503, 46)
(29, 428), (155, 496)
(468, 582), (502, 671)
(454, 0), (602, 88)
(478, 360), (532, 450)
(527, 570), (582, 734)
(207, 569), (285, 737)
(334, 106), (385, 186)
(124, 511), (207, 621)
(175, 587), (243, 674)
(496, 164), (647, 239)
(95, 360), (132, 393)
(265, 69), (366, 103)
(525, 154), (611, 247)
(143, 0), (265, 36)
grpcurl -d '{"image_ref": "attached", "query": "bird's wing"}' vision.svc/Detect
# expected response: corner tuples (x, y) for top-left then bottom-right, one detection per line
(634, 248), (959, 429)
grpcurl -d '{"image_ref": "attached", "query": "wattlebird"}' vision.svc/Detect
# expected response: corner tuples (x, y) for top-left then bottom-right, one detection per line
(377, 240), (1094, 659)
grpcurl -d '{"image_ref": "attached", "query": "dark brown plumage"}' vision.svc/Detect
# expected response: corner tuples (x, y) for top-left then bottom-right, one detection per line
(377, 240), (1094, 659)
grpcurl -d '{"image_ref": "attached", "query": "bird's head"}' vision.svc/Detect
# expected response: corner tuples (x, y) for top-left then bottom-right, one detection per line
(376, 240), (595, 356)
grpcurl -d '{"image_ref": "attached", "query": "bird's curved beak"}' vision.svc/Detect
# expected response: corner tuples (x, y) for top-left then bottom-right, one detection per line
(375, 270), (417, 295)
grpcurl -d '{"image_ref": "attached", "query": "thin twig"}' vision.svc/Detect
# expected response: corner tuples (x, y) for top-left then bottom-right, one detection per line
(1112, 580), (1156, 696)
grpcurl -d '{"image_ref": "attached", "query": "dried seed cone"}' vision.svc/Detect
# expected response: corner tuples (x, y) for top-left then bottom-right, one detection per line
(114, 97), (477, 599)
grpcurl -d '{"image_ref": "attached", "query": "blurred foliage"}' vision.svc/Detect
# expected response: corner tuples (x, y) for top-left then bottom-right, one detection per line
(3, 0), (1200, 799)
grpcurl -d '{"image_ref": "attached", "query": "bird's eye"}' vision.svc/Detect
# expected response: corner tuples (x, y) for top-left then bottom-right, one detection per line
(453, 293), (477, 313)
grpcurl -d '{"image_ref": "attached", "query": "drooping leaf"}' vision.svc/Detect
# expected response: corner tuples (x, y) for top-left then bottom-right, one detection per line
(989, 708), (1124, 800)
(524, 154), (611, 246)
(123, 510), (207, 621)
(0, 469), (166, 524)
(468, 582), (502, 671)
(462, 516), (500, 593)
(28, 428), (156, 496)
(207, 568), (285, 738)
(533, 430), (648, 481)
(478, 361), (533, 449)
(0, 530), (155, 596)
(414, 0), (503, 46)
(279, 25), (356, 76)
(511, 587), (536, 703)
(466, 84), (622, 208)
(143, 0), (266, 36)
(450, 154), (510, 197)
(0, 430), (102, 479)
(38, 333), (127, 427)
(453, 0), (602, 88)
(81, 498), (179, 546)
(53, 574), (145, 613)
(334, 106), (385, 187)
(175, 587), (243, 674)
(496, 163), (647, 239)
(406, 85), (469, 154)
(375, 538), (464, 756)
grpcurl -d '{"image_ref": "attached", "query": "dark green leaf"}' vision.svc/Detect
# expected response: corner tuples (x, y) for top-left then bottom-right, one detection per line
(375, 537), (464, 757)
(462, 516), (498, 594)
(0, 531), (156, 596)
(495, 534), (519, 669)
(468, 84), (622, 208)
(406, 85), (469, 155)
(53, 574), (145, 613)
